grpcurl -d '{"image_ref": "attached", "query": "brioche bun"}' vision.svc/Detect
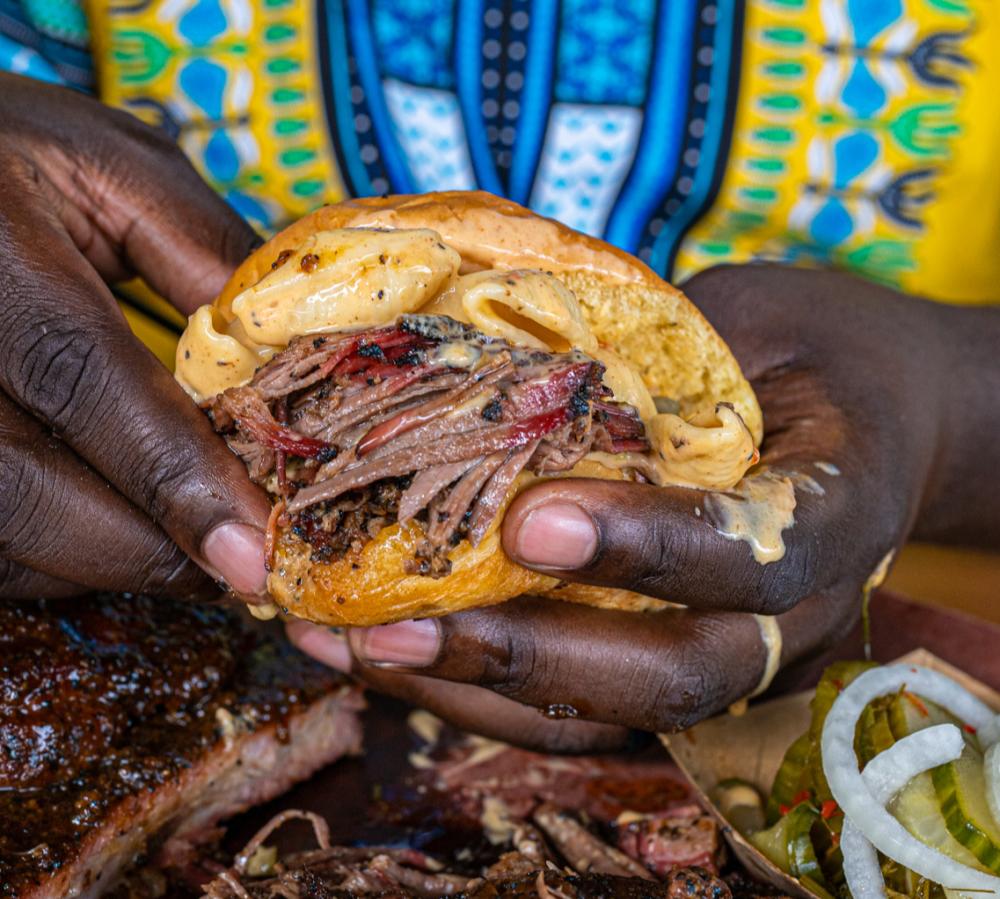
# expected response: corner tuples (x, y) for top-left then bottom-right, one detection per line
(205, 192), (761, 626)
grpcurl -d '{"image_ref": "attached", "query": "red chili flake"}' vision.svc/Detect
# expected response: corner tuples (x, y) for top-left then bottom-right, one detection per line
(964, 724), (978, 735)
(779, 804), (791, 816)
(792, 789), (811, 806)
(821, 800), (840, 820)
(832, 679), (845, 692)
(903, 691), (929, 717)
(831, 832), (841, 848)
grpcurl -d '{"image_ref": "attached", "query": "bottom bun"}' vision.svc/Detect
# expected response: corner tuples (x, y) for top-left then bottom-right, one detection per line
(268, 468), (673, 626)
(269, 498), (556, 627)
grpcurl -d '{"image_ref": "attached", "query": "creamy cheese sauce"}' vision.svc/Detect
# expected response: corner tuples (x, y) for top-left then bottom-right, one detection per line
(175, 226), (760, 493)
(703, 469), (799, 565)
(864, 549), (895, 593)
(645, 403), (758, 490)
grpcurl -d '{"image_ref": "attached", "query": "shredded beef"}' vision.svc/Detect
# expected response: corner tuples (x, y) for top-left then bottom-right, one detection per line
(201, 810), (732, 899)
(209, 315), (650, 577)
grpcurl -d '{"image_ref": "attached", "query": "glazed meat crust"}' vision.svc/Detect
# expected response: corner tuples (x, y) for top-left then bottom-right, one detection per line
(0, 595), (363, 899)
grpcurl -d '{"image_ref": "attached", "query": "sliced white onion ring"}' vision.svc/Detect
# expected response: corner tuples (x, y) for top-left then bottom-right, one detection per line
(842, 724), (966, 899)
(986, 743), (1000, 834)
(822, 665), (1000, 893)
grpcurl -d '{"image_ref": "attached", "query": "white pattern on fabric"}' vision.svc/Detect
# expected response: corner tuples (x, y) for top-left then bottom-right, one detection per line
(383, 78), (476, 192)
(529, 103), (642, 237)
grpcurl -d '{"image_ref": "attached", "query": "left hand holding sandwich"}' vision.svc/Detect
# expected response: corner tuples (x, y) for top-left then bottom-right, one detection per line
(289, 264), (1000, 746)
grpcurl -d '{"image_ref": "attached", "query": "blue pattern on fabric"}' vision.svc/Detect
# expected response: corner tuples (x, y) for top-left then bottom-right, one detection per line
(21, 0), (86, 44)
(0, 0), (92, 89)
(555, 0), (655, 106)
(508, 0), (559, 203)
(833, 132), (879, 190)
(347, 0), (418, 192)
(372, 0), (455, 89)
(318, 0), (377, 196)
(205, 130), (240, 181)
(179, 58), (227, 119)
(842, 61), (886, 118)
(603, 0), (697, 253)
(848, 0), (901, 47)
(453, 0), (504, 195)
(178, 0), (229, 48)
(4, 0), (746, 282)
(0, 29), (59, 80)
(648, 0), (739, 275)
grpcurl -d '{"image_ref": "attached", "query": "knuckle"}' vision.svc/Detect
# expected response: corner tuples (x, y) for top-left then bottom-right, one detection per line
(0, 301), (115, 433)
(0, 438), (52, 558)
(123, 433), (200, 526)
(618, 513), (692, 598)
(135, 543), (205, 598)
(647, 660), (711, 733)
(490, 625), (540, 698)
(644, 635), (732, 732)
(754, 534), (824, 614)
(0, 557), (35, 598)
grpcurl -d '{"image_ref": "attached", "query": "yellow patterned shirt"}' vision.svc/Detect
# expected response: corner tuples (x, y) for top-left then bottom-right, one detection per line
(6, 0), (996, 369)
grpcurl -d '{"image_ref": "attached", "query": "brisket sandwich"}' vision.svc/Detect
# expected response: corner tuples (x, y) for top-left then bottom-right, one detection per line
(175, 191), (762, 626)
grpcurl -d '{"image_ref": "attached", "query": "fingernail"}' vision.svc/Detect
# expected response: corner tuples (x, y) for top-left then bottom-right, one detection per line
(202, 522), (268, 597)
(351, 619), (441, 668)
(286, 621), (353, 673)
(513, 502), (598, 569)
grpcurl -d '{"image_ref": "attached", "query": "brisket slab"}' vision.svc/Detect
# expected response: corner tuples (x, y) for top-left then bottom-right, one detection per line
(0, 595), (363, 899)
(209, 315), (650, 577)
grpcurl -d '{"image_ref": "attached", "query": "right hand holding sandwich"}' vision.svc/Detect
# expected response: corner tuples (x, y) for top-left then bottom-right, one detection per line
(289, 264), (1000, 746)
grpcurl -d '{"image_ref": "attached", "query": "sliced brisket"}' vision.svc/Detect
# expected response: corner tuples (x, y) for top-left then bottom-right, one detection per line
(0, 596), (363, 899)
(209, 315), (650, 577)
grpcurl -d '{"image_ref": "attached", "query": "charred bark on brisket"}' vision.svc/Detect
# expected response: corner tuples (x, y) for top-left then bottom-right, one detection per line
(209, 315), (650, 577)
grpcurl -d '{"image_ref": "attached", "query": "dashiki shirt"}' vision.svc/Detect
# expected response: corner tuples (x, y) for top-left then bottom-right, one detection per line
(3, 0), (998, 365)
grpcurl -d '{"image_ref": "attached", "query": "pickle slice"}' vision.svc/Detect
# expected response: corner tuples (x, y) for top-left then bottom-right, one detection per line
(751, 803), (826, 884)
(890, 770), (984, 871)
(932, 750), (1000, 873)
(766, 732), (812, 825)
(858, 700), (897, 767)
(808, 661), (879, 802)
(889, 693), (974, 746)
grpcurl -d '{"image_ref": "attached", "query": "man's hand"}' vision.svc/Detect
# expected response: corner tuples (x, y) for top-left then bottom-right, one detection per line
(0, 73), (271, 600)
(289, 264), (1000, 748)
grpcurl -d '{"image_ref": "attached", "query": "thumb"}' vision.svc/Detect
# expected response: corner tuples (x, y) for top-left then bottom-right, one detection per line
(500, 472), (851, 614)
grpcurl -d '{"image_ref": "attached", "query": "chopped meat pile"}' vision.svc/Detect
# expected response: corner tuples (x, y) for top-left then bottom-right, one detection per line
(209, 315), (650, 576)
(201, 809), (731, 899)
(0, 596), (363, 899)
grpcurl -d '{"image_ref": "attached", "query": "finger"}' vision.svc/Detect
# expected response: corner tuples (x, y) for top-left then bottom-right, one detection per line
(341, 592), (858, 733)
(286, 619), (633, 753)
(500, 470), (858, 614)
(0, 556), (86, 599)
(5, 82), (260, 311)
(0, 392), (216, 598)
(0, 190), (272, 599)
